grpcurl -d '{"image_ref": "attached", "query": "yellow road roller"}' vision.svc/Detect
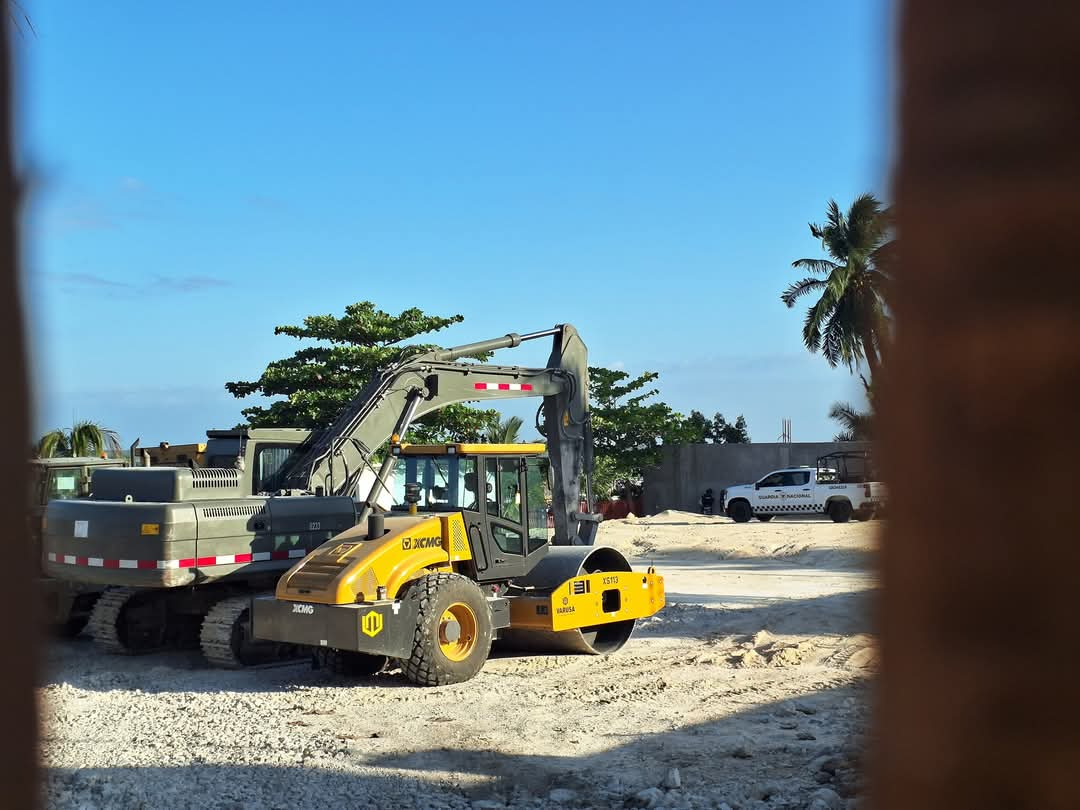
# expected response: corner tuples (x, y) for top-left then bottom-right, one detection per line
(252, 442), (665, 685)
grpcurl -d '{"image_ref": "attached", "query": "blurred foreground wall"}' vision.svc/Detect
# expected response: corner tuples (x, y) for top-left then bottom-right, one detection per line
(874, 1), (1080, 807)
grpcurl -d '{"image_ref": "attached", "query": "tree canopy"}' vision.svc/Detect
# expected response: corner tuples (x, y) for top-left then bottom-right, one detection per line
(829, 401), (873, 442)
(37, 421), (121, 459)
(782, 194), (892, 378)
(484, 415), (524, 444)
(225, 302), (498, 441)
(588, 366), (702, 497)
(685, 410), (751, 444)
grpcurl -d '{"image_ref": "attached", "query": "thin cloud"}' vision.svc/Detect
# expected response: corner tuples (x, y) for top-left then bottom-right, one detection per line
(44, 177), (171, 233)
(46, 272), (128, 288)
(153, 275), (231, 292)
(53, 200), (117, 231)
(43, 271), (231, 296)
(247, 193), (289, 212)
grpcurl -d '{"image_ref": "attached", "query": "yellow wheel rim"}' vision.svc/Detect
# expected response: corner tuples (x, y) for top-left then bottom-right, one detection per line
(439, 601), (478, 662)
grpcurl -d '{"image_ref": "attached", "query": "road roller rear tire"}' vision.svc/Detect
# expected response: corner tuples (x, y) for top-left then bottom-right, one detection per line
(401, 573), (493, 687)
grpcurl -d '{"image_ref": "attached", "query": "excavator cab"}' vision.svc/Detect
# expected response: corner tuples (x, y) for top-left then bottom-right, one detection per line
(387, 443), (552, 582)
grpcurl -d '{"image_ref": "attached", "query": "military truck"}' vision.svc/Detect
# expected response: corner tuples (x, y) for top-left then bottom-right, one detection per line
(30, 456), (127, 634)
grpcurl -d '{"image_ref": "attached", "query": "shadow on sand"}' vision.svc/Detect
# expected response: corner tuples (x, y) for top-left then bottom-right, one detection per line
(45, 684), (867, 808)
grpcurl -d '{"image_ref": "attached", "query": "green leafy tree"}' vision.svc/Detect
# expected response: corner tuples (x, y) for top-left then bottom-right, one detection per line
(37, 420), (121, 458)
(685, 410), (711, 443)
(781, 194), (892, 378)
(588, 367), (697, 497)
(712, 413), (750, 444)
(829, 379), (875, 441)
(589, 455), (625, 502)
(685, 410), (751, 444)
(226, 302), (498, 440)
(484, 415), (523, 444)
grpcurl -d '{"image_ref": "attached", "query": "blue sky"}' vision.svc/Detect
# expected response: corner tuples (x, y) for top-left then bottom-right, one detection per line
(19, 1), (890, 446)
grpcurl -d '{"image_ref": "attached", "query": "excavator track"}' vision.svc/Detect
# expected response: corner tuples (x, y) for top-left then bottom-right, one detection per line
(87, 587), (168, 655)
(201, 594), (301, 669)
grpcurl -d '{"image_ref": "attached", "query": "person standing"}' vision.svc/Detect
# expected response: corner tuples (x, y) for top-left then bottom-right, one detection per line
(700, 488), (715, 515)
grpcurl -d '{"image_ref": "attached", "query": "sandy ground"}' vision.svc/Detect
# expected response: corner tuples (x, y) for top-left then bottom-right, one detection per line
(39, 512), (878, 810)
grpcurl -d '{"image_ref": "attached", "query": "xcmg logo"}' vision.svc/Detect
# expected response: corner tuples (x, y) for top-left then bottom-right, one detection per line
(401, 536), (442, 551)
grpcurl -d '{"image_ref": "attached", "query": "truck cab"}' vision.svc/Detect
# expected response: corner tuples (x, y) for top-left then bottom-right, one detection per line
(31, 456), (127, 554)
(30, 456), (127, 632)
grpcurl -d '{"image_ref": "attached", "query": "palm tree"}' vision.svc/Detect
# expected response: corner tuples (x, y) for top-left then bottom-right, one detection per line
(781, 194), (892, 378)
(829, 401), (873, 442)
(484, 415), (523, 444)
(37, 420), (122, 458)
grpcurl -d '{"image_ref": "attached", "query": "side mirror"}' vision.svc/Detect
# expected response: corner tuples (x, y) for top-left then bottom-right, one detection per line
(755, 482), (762, 490)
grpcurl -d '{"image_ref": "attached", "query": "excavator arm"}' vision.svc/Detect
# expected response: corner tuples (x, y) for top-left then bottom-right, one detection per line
(280, 324), (598, 545)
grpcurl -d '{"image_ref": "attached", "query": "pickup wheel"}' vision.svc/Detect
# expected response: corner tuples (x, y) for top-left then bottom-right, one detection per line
(756, 514), (773, 522)
(828, 500), (853, 523)
(727, 500), (753, 523)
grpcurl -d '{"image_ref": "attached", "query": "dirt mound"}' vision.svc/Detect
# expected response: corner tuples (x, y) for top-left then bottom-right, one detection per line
(596, 510), (878, 568)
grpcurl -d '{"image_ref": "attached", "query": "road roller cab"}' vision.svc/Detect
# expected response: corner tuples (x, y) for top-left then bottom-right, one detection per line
(252, 442), (666, 685)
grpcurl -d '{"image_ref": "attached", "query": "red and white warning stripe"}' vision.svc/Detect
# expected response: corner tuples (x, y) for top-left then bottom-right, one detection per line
(46, 548), (308, 570)
(473, 382), (533, 391)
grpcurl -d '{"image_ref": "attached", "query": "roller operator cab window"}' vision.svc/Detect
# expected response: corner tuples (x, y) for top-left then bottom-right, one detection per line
(390, 455), (479, 512)
(496, 458), (521, 522)
(484, 459), (498, 516)
(491, 523), (524, 556)
(525, 457), (552, 552)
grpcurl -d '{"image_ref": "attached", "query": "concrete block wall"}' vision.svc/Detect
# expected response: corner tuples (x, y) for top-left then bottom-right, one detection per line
(642, 441), (871, 514)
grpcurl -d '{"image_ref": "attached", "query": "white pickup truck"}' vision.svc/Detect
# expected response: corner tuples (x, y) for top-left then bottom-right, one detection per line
(719, 465), (885, 523)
